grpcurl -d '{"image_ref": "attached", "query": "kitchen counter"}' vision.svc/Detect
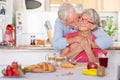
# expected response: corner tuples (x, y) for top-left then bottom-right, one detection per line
(0, 50), (120, 80)
(1, 41), (120, 50)
(0, 46), (53, 50)
(0, 46), (119, 50)
(0, 65), (117, 80)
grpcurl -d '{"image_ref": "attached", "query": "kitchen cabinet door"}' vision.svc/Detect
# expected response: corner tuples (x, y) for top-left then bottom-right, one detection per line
(82, 0), (98, 11)
(68, 0), (82, 4)
(101, 0), (120, 11)
(50, 0), (82, 4)
(50, 0), (63, 4)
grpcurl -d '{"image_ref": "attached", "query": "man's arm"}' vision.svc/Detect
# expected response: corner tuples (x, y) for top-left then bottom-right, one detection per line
(53, 19), (84, 51)
(92, 28), (113, 50)
(53, 19), (68, 51)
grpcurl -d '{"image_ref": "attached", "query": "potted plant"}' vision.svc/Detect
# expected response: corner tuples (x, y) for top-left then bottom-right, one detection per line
(101, 19), (118, 41)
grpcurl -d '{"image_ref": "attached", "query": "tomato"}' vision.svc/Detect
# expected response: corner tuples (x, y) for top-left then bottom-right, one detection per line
(22, 68), (26, 74)
(87, 62), (98, 69)
(12, 68), (17, 76)
(6, 65), (12, 71)
(14, 70), (20, 76)
(12, 62), (18, 69)
(7, 70), (13, 76)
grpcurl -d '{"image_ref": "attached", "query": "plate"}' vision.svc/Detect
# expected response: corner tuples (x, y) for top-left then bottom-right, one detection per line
(3, 75), (25, 78)
(30, 70), (56, 73)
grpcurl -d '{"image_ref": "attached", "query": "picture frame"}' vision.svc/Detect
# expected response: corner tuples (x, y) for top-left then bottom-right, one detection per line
(0, 0), (6, 15)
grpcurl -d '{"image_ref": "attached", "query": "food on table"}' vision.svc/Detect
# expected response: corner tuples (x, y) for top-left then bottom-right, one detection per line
(97, 66), (106, 77)
(82, 69), (98, 76)
(61, 62), (75, 68)
(25, 62), (56, 72)
(1, 61), (26, 77)
(82, 66), (107, 77)
(87, 62), (98, 69)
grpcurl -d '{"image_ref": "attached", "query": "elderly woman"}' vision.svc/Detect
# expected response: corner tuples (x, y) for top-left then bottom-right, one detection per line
(53, 3), (113, 62)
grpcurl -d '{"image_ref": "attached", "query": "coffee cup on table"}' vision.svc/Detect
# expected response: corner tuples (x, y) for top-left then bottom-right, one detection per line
(55, 54), (66, 66)
(45, 53), (56, 65)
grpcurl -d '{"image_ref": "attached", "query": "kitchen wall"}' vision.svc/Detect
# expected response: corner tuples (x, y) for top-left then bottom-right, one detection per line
(11, 1), (120, 46)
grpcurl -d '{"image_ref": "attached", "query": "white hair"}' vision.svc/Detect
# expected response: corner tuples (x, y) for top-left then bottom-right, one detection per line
(58, 3), (76, 23)
(82, 8), (101, 27)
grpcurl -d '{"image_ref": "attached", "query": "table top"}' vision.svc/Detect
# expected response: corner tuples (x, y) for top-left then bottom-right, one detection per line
(0, 62), (118, 80)
(0, 50), (119, 80)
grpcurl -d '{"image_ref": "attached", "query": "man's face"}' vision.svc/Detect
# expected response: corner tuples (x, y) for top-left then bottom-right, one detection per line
(65, 12), (80, 29)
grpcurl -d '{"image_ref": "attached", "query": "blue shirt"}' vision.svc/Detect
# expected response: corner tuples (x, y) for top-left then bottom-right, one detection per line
(53, 19), (113, 51)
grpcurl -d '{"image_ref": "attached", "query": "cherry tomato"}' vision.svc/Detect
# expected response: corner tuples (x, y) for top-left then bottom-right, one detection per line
(7, 70), (13, 76)
(12, 62), (18, 69)
(6, 65), (12, 71)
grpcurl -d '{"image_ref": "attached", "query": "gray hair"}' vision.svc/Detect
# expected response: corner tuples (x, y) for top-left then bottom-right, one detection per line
(58, 3), (76, 23)
(82, 8), (101, 27)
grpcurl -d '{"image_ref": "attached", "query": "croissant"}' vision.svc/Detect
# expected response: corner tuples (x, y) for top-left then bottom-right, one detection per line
(25, 62), (56, 72)
(47, 63), (56, 71)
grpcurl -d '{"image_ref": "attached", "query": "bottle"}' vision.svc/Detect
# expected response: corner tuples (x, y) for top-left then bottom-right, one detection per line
(30, 35), (36, 45)
(32, 35), (36, 45)
(30, 36), (33, 45)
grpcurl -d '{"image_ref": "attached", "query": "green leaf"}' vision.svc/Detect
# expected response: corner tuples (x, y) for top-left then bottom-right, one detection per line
(2, 69), (5, 75)
(18, 68), (24, 75)
(103, 19), (118, 37)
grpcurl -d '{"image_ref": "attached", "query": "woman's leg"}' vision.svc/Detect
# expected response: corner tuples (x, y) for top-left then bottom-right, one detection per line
(65, 43), (83, 59)
(80, 38), (98, 62)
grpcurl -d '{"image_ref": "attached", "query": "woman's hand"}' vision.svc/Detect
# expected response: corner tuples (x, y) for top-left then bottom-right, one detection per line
(67, 35), (84, 45)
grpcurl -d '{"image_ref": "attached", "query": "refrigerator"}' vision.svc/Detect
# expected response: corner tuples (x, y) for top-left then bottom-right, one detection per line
(15, 0), (51, 46)
(16, 11), (49, 46)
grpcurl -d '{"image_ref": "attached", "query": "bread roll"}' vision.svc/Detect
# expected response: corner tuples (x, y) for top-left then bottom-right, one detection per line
(61, 62), (75, 68)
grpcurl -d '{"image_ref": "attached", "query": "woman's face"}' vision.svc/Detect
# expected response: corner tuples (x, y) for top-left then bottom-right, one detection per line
(78, 13), (94, 31)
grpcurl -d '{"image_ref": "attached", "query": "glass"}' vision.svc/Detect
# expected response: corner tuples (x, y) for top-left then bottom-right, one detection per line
(45, 53), (56, 65)
(80, 17), (94, 24)
(55, 54), (66, 66)
(99, 52), (109, 68)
